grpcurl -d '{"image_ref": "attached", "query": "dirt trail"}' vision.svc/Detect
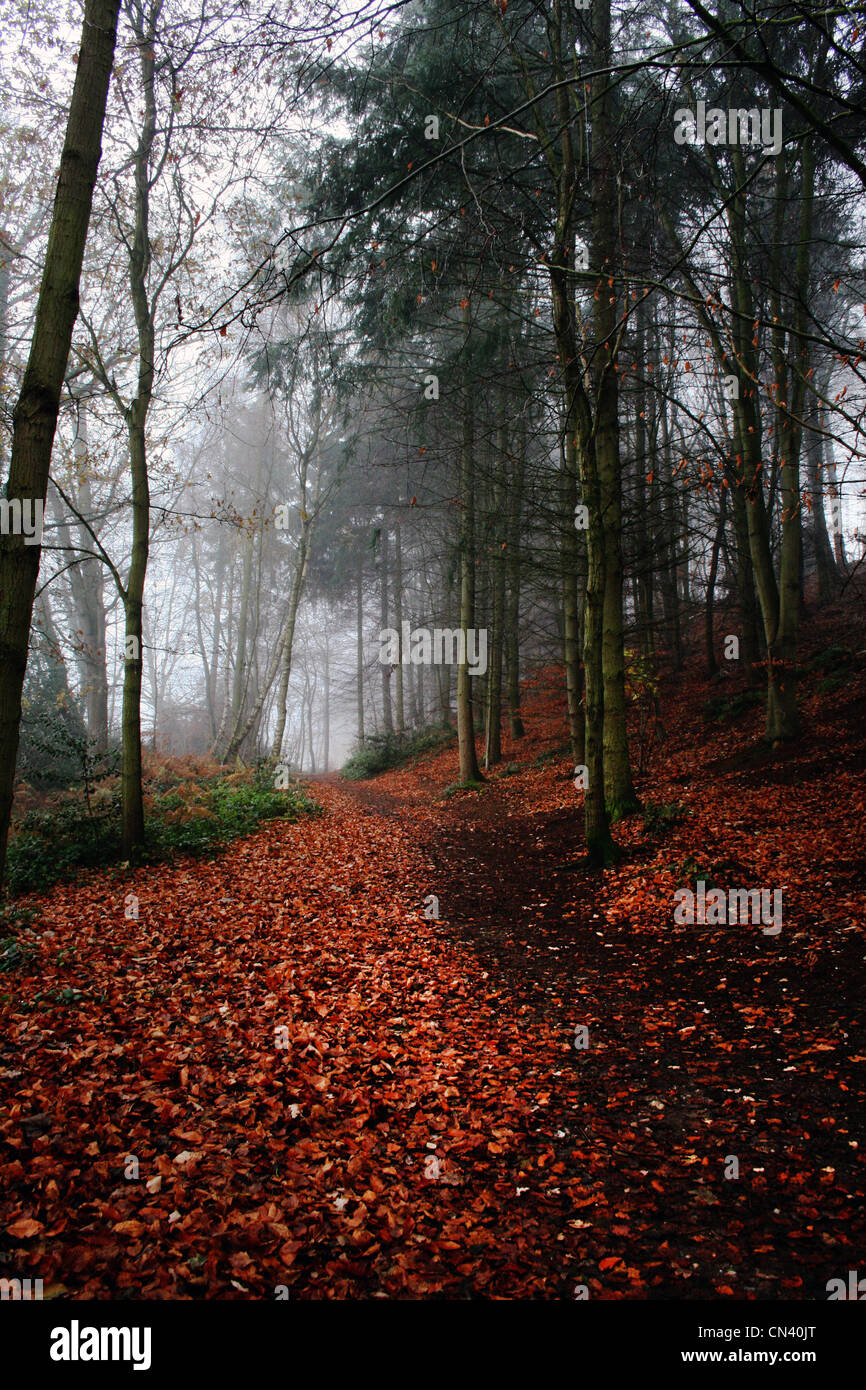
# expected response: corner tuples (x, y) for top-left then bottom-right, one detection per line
(2, 764), (861, 1299)
(332, 769), (864, 1299)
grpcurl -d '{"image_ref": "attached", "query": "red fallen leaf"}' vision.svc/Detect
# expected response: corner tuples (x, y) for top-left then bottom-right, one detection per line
(113, 1220), (145, 1237)
(7, 1217), (43, 1238)
(1, 657), (861, 1303)
(599, 1256), (623, 1270)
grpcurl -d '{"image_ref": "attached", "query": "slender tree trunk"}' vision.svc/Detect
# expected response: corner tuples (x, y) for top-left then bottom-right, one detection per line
(229, 526), (254, 735)
(544, 0), (614, 862)
(212, 553), (235, 756)
(562, 411), (585, 767)
(705, 487), (728, 676)
(356, 543), (365, 745)
(0, 0), (120, 887)
(485, 412), (507, 768)
(657, 398), (683, 667)
(505, 418), (525, 738)
(54, 420), (110, 750)
(414, 648), (424, 727)
(473, 496), (489, 734)
(379, 526), (393, 734)
(322, 634), (330, 772)
(804, 392), (837, 603)
(591, 0), (638, 819)
(766, 144), (814, 739)
(632, 314), (654, 656)
(0, 230), (10, 472)
(393, 520), (405, 735)
(209, 529), (226, 730)
(191, 528), (216, 738)
(122, 404), (150, 855)
(296, 703), (305, 772)
(437, 656), (451, 726)
(456, 340), (482, 784)
(728, 142), (814, 740)
(267, 514), (312, 760)
(120, 7), (163, 857)
(305, 673), (316, 773)
(820, 414), (846, 569)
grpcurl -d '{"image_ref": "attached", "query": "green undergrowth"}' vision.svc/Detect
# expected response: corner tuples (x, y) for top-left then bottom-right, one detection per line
(642, 800), (690, 835)
(672, 853), (745, 892)
(702, 687), (764, 723)
(443, 779), (486, 798)
(7, 763), (318, 899)
(805, 645), (863, 695)
(341, 725), (456, 781)
(533, 740), (572, 766)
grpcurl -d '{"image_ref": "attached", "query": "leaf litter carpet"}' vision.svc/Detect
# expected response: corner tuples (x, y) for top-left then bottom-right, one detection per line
(1, 679), (864, 1298)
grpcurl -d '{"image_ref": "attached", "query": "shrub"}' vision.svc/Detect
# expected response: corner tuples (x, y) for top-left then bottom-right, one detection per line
(808, 645), (853, 673)
(702, 687), (763, 723)
(6, 763), (318, 897)
(443, 780), (485, 797)
(0, 936), (37, 974)
(341, 725), (455, 780)
(533, 741), (571, 767)
(643, 800), (689, 834)
(625, 648), (665, 776)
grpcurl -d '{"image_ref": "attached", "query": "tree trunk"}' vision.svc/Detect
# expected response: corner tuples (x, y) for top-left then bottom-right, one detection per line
(322, 634), (330, 772)
(504, 417), (525, 738)
(305, 672), (316, 773)
(393, 520), (405, 735)
(267, 513), (313, 760)
(456, 341), (482, 784)
(705, 487), (728, 676)
(0, 0), (120, 887)
(591, 0), (638, 820)
(122, 401), (150, 855)
(53, 418), (109, 750)
(820, 417), (846, 569)
(485, 412), (506, 768)
(121, 17), (161, 857)
(632, 312), (654, 656)
(803, 392), (837, 603)
(356, 542), (365, 745)
(379, 527), (393, 734)
(561, 412), (585, 768)
(544, 0), (614, 863)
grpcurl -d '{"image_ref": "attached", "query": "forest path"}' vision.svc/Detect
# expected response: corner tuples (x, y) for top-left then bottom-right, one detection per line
(326, 768), (862, 1300)
(1, 770), (859, 1298)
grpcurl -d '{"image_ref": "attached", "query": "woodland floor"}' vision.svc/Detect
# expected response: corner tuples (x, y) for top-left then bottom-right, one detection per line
(1, 615), (864, 1299)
